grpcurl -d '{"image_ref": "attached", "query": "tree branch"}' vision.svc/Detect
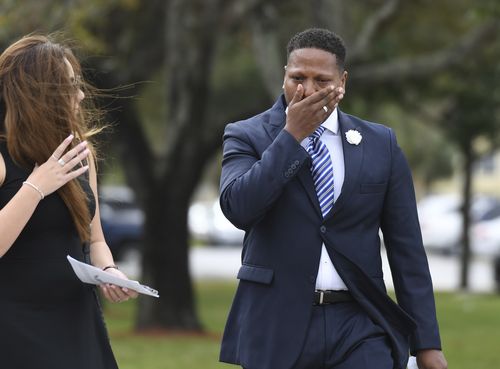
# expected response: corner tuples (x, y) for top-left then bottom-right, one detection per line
(250, 4), (283, 99)
(221, 0), (270, 26)
(162, 0), (221, 185)
(350, 20), (500, 84)
(96, 78), (156, 202)
(349, 0), (401, 62)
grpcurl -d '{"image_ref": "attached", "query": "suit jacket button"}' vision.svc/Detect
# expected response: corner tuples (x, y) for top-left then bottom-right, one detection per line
(294, 160), (300, 165)
(320, 226), (326, 233)
(309, 276), (316, 284)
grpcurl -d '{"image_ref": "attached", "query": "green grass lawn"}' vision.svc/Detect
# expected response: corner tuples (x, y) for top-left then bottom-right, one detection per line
(104, 282), (500, 369)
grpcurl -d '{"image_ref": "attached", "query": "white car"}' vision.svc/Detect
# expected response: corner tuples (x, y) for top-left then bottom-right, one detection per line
(418, 194), (500, 254)
(189, 200), (245, 246)
(418, 194), (462, 253)
(471, 206), (500, 257)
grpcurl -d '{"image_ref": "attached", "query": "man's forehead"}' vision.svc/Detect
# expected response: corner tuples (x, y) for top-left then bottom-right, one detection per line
(287, 48), (338, 66)
(286, 49), (339, 74)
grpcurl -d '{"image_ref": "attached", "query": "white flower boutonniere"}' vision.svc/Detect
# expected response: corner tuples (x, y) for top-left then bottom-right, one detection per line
(345, 129), (362, 145)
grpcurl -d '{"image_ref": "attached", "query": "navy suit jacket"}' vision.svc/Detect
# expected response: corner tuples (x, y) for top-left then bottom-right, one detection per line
(219, 95), (441, 369)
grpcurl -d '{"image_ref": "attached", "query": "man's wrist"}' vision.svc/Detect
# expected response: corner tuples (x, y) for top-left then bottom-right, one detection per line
(283, 125), (303, 142)
(416, 349), (447, 369)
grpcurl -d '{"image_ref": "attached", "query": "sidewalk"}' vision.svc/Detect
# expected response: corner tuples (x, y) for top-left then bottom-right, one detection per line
(189, 247), (497, 293)
(117, 246), (497, 293)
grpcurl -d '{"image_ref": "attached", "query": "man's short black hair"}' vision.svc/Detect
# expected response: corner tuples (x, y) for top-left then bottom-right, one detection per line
(287, 28), (346, 70)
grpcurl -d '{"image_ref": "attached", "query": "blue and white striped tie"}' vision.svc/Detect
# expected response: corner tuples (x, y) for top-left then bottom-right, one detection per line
(306, 126), (334, 217)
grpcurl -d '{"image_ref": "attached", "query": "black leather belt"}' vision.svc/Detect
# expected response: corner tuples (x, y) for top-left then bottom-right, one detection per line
(313, 290), (353, 305)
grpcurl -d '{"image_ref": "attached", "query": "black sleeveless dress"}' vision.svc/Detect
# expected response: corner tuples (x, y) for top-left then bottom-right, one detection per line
(0, 140), (119, 369)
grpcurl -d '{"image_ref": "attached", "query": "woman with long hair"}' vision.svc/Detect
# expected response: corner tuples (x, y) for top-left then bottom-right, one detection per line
(0, 34), (137, 368)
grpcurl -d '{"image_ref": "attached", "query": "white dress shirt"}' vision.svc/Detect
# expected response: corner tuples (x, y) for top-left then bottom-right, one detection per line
(300, 109), (348, 291)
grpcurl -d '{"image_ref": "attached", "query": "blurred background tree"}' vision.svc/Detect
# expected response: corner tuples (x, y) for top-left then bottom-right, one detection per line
(0, 0), (498, 331)
(432, 39), (500, 289)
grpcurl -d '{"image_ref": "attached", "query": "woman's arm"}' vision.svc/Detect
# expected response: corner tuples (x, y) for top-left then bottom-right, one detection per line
(0, 136), (89, 257)
(0, 153), (43, 257)
(87, 153), (138, 303)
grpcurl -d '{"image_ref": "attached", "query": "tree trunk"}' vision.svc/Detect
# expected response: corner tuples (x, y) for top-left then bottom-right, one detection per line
(459, 143), (474, 289)
(132, 0), (221, 331)
(136, 182), (200, 330)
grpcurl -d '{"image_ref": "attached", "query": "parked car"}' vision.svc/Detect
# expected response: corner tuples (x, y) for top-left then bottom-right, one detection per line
(418, 194), (462, 254)
(188, 199), (244, 246)
(471, 204), (500, 257)
(418, 193), (500, 254)
(99, 186), (144, 261)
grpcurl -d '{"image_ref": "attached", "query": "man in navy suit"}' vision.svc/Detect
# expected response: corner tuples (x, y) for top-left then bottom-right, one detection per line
(219, 28), (447, 369)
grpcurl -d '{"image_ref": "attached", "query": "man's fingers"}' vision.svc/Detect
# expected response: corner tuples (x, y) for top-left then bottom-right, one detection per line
(334, 87), (345, 107)
(289, 84), (304, 106)
(318, 86), (345, 112)
(336, 86), (345, 102)
(51, 134), (74, 160)
(329, 87), (345, 110)
(303, 85), (335, 105)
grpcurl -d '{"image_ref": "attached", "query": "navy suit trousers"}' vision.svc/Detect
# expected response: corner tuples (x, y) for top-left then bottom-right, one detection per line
(246, 301), (393, 369)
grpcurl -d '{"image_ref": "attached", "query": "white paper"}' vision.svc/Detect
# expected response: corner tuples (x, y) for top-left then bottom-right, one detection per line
(67, 255), (159, 298)
(407, 356), (419, 369)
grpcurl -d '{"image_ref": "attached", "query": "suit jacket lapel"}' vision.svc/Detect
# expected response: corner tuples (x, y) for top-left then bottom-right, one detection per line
(325, 110), (363, 221)
(263, 95), (286, 141)
(263, 95), (322, 217)
(296, 161), (322, 216)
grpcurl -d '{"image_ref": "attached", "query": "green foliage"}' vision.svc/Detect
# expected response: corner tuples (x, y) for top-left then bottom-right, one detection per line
(432, 38), (500, 152)
(208, 31), (269, 120)
(382, 0), (479, 56)
(1, 0), (496, 189)
(372, 103), (454, 187)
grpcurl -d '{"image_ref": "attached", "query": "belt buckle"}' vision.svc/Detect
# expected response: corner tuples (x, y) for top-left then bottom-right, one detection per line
(319, 290), (324, 305)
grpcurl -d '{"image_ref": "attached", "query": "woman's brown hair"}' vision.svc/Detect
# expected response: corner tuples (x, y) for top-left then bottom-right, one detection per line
(0, 34), (102, 242)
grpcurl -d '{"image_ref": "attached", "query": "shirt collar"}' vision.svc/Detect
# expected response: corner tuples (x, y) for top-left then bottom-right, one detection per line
(285, 107), (339, 135)
(322, 108), (339, 135)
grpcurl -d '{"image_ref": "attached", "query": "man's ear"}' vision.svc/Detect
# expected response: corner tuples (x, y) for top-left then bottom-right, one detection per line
(341, 70), (348, 89)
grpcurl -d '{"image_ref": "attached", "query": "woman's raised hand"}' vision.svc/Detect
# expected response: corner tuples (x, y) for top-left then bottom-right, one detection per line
(26, 134), (90, 198)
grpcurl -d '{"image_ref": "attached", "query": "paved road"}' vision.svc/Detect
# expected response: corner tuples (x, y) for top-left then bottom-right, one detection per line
(118, 247), (498, 293)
